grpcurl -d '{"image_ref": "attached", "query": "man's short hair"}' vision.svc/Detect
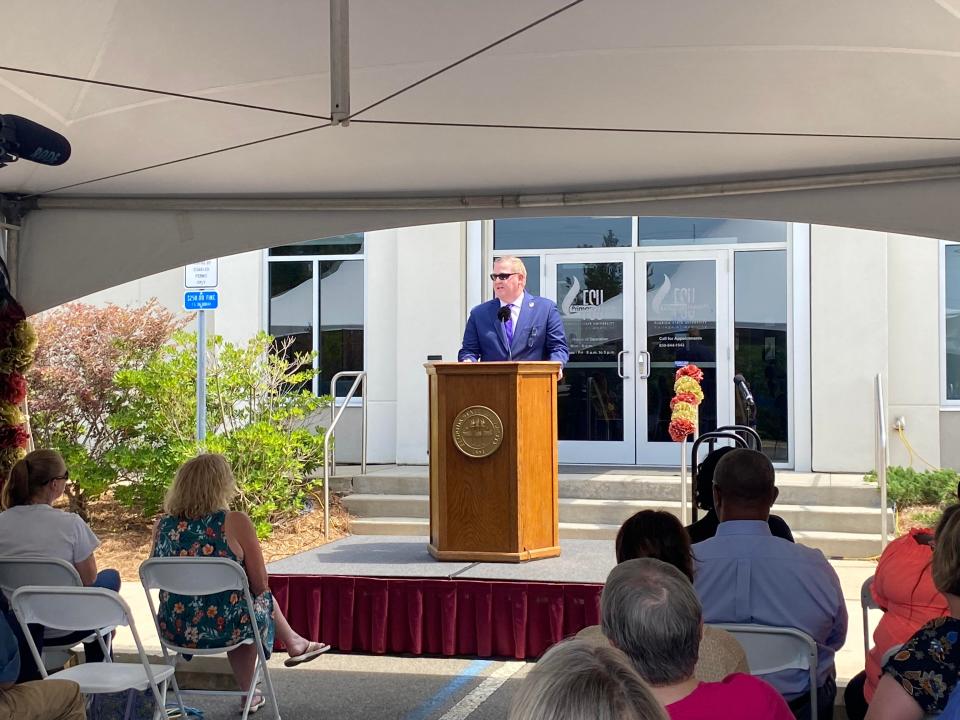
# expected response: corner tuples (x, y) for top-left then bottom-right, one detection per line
(600, 558), (701, 686)
(494, 255), (527, 278)
(713, 448), (776, 504)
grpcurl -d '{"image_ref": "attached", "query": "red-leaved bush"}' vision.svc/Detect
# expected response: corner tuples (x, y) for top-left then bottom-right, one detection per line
(27, 300), (187, 518)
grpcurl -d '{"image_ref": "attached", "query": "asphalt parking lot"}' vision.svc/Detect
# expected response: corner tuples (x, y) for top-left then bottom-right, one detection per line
(170, 654), (530, 720)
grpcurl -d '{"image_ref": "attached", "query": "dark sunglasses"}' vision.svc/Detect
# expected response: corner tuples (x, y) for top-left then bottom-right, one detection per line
(490, 272), (520, 281)
(50, 469), (69, 483)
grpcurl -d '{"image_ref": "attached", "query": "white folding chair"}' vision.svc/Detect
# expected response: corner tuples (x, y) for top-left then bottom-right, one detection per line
(0, 556), (113, 669)
(710, 623), (819, 720)
(10, 586), (184, 720)
(861, 575), (880, 658)
(139, 556), (282, 720)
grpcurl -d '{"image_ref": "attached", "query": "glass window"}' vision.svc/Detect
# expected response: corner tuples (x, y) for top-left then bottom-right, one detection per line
(494, 217), (631, 250)
(318, 260), (364, 396)
(267, 244), (365, 397)
(639, 217), (788, 247)
(268, 261), (314, 392)
(269, 233), (364, 256)
(946, 244), (960, 401)
(734, 250), (789, 462)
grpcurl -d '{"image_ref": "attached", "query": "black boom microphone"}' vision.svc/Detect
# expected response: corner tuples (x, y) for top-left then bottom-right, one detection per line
(497, 306), (511, 323)
(0, 114), (71, 167)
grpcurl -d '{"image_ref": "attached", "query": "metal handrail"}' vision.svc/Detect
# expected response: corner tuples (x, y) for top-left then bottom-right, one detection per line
(876, 374), (889, 550)
(322, 371), (367, 537)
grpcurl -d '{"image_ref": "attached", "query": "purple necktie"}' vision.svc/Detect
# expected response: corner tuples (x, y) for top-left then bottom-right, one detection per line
(504, 305), (514, 345)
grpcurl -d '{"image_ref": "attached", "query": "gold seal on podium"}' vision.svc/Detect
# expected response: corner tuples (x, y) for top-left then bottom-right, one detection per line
(452, 405), (504, 458)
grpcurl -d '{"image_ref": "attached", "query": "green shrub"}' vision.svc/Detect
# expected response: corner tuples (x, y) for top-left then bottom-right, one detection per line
(109, 331), (329, 536)
(864, 466), (960, 508)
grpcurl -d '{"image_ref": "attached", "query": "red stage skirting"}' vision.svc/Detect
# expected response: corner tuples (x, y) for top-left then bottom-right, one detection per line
(269, 575), (603, 660)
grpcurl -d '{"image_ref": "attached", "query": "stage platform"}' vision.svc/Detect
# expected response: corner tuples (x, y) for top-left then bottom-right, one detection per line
(267, 536), (611, 660)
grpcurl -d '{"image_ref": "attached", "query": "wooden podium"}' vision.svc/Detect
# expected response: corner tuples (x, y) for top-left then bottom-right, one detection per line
(425, 361), (561, 562)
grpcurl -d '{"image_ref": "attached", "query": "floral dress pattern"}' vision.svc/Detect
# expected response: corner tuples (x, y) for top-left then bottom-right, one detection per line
(883, 616), (960, 714)
(152, 510), (275, 654)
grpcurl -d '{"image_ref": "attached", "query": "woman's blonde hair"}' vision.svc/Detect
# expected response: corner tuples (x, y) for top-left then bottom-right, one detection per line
(508, 638), (667, 720)
(163, 453), (236, 519)
(2, 449), (66, 509)
(933, 504), (960, 596)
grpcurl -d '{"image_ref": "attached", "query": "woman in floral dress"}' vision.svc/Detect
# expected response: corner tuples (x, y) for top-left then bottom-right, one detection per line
(866, 504), (960, 720)
(151, 453), (328, 712)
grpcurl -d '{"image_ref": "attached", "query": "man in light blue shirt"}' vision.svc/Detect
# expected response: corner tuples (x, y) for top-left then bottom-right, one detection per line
(693, 449), (847, 720)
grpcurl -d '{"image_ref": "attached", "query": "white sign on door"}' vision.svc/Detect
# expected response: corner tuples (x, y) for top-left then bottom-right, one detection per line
(185, 260), (218, 289)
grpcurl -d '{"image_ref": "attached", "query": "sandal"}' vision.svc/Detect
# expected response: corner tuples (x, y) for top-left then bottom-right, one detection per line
(240, 693), (266, 715)
(284, 641), (331, 667)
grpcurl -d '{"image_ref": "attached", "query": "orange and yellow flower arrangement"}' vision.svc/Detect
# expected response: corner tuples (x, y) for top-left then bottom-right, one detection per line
(668, 364), (704, 442)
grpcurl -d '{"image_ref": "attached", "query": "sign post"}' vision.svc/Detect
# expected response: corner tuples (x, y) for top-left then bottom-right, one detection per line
(185, 261), (219, 442)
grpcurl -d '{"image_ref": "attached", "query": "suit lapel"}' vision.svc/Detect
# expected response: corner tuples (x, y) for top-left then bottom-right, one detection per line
(510, 292), (534, 353)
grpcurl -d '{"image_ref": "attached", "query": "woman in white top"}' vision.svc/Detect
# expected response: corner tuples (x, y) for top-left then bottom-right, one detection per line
(0, 449), (119, 680)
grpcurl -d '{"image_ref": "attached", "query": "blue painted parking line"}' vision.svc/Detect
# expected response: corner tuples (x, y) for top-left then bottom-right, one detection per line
(402, 659), (493, 720)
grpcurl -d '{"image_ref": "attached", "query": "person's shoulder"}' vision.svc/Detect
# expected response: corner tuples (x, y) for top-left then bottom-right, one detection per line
(470, 298), (498, 313)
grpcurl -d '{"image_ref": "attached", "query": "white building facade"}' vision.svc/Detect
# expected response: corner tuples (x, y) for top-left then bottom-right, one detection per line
(79, 217), (960, 474)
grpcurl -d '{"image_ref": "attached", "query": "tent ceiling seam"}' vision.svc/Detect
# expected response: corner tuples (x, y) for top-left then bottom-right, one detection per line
(31, 162), (960, 212)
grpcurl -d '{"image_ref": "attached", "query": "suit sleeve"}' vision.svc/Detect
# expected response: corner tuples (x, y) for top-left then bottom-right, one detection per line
(458, 309), (481, 362)
(544, 302), (569, 365)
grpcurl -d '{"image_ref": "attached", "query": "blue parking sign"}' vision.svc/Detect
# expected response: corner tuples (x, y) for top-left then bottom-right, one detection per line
(184, 291), (218, 310)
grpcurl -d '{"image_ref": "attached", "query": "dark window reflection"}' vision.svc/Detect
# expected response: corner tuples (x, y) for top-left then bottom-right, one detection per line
(268, 261), (314, 393)
(639, 218), (788, 247)
(319, 260), (364, 396)
(946, 245), (960, 400)
(494, 217), (631, 250)
(645, 261), (717, 442)
(734, 251), (788, 462)
(269, 233), (364, 256)
(556, 262), (625, 442)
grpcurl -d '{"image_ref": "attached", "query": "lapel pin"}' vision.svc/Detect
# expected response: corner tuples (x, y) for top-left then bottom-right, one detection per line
(528, 301), (534, 308)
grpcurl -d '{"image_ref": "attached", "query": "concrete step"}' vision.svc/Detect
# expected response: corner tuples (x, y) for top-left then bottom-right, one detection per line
(348, 518), (881, 559)
(343, 494), (892, 535)
(346, 472), (882, 508)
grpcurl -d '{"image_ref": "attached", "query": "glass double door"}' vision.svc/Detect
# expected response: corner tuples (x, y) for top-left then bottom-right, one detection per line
(547, 250), (731, 465)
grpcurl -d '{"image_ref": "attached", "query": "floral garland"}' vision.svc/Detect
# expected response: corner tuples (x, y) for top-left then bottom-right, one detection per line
(668, 364), (704, 442)
(0, 288), (34, 477)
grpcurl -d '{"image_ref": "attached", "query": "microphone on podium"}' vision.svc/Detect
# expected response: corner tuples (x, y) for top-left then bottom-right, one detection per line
(497, 306), (511, 323)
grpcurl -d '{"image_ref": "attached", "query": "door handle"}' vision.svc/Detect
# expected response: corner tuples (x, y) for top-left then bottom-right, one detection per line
(617, 350), (628, 378)
(637, 351), (651, 379)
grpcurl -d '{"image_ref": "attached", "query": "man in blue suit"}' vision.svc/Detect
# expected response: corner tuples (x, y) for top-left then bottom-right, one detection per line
(458, 256), (569, 365)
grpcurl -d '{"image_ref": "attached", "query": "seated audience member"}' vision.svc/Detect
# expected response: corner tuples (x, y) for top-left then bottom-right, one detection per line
(685, 445), (794, 544)
(151, 453), (328, 714)
(508, 637), (667, 720)
(865, 504), (960, 720)
(693, 449), (846, 720)
(601, 558), (793, 719)
(0, 449), (120, 680)
(0, 611), (85, 720)
(578, 510), (748, 681)
(844, 508), (956, 720)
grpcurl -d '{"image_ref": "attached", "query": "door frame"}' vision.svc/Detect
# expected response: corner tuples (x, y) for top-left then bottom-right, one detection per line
(633, 249), (732, 466)
(545, 251), (637, 464)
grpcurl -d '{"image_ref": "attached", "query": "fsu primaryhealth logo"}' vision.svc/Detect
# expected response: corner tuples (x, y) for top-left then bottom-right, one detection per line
(452, 405), (504, 458)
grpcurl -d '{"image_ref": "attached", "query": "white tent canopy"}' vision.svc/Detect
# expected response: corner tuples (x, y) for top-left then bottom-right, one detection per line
(3, 0), (960, 312)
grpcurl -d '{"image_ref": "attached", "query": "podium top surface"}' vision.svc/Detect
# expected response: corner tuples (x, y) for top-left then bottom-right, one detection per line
(425, 361), (561, 375)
